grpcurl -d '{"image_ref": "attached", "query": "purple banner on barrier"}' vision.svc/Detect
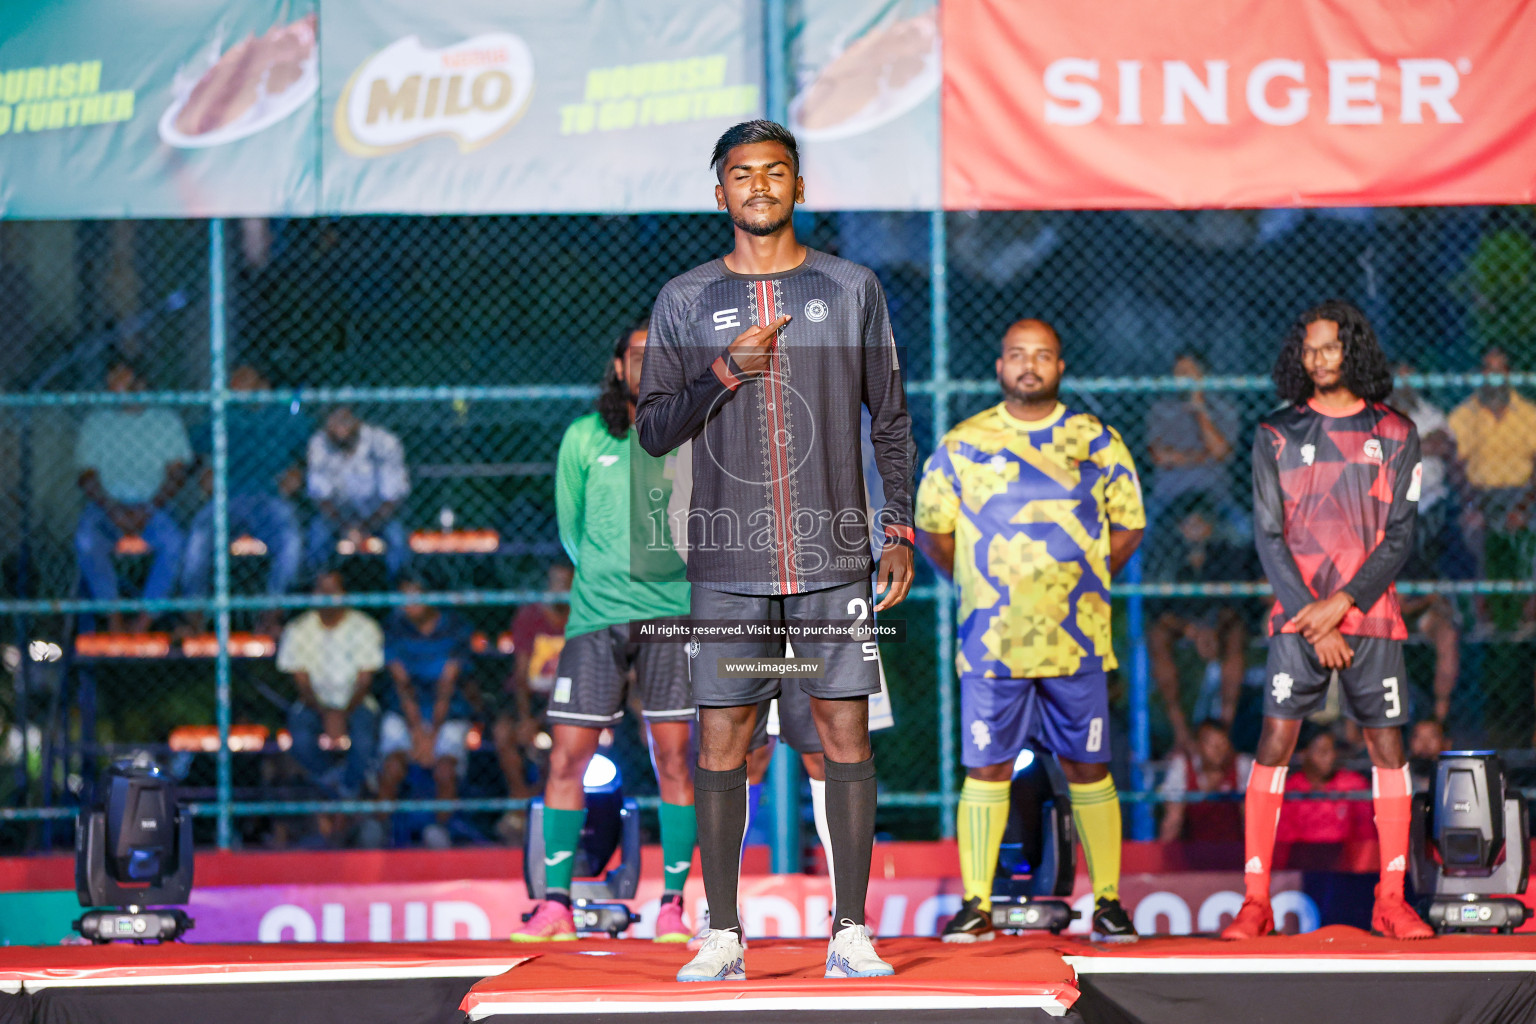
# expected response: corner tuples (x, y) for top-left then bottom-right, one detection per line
(182, 870), (1370, 943)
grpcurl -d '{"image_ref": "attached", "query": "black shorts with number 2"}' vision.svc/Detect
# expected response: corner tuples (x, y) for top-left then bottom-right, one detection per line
(1263, 633), (1408, 729)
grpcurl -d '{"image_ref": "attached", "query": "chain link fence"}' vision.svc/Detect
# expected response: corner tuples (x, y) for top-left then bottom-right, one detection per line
(1, 204), (1534, 851)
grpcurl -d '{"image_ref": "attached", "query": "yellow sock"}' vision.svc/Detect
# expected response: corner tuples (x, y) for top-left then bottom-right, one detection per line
(1069, 776), (1122, 902)
(957, 777), (1012, 911)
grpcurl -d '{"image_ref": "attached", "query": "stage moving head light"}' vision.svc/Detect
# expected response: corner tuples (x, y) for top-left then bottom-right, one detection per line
(522, 753), (641, 937)
(73, 752), (195, 943)
(1410, 751), (1529, 935)
(990, 745), (1079, 934)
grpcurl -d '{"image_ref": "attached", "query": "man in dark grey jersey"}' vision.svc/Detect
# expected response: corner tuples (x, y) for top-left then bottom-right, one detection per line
(637, 120), (913, 982)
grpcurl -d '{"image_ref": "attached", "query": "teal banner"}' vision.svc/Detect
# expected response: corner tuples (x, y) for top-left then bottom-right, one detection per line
(789, 0), (939, 211)
(321, 0), (763, 213)
(0, 0), (762, 218)
(0, 0), (320, 218)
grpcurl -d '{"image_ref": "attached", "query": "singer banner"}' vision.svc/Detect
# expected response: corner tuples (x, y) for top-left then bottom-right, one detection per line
(942, 0), (1536, 209)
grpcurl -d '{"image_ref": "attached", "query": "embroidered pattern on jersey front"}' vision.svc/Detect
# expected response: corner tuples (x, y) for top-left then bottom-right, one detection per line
(749, 278), (802, 594)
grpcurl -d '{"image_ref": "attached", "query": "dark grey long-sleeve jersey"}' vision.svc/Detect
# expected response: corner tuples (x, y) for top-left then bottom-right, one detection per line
(635, 248), (914, 596)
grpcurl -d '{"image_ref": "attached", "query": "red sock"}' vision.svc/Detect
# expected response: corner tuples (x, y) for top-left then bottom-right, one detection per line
(1242, 764), (1287, 902)
(1373, 765), (1412, 899)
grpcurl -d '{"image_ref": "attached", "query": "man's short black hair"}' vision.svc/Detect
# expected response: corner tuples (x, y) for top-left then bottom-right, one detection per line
(1168, 492), (1218, 524)
(1002, 318), (1062, 355)
(1298, 722), (1333, 751)
(105, 352), (142, 381)
(711, 120), (799, 182)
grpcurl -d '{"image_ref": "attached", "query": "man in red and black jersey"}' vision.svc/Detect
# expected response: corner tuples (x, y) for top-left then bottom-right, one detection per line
(1223, 300), (1432, 941)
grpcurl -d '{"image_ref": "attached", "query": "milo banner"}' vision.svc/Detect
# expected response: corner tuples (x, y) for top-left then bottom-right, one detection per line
(0, 0), (320, 218)
(320, 0), (762, 213)
(790, 0), (940, 210)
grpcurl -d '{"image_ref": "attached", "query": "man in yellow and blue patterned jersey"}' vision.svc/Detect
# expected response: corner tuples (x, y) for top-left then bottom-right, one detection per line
(915, 319), (1145, 945)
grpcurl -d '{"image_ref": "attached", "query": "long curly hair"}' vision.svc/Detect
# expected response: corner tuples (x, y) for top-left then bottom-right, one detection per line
(1272, 299), (1392, 405)
(597, 312), (652, 438)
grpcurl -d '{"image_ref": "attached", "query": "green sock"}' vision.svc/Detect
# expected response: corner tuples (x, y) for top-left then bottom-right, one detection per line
(542, 806), (586, 894)
(659, 801), (697, 894)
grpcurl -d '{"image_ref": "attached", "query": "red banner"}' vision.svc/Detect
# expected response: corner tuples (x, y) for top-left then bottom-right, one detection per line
(942, 0), (1536, 209)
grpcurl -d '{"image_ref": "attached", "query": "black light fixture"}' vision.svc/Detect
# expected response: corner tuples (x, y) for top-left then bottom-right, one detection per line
(73, 753), (195, 942)
(522, 753), (641, 937)
(1410, 750), (1529, 934)
(989, 746), (1079, 933)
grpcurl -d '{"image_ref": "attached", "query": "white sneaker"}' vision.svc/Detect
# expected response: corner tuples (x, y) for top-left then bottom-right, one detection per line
(824, 911), (877, 945)
(825, 920), (894, 978)
(686, 907), (711, 951)
(676, 929), (746, 982)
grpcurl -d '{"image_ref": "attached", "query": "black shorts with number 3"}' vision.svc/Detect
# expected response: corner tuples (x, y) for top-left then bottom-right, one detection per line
(1263, 633), (1408, 728)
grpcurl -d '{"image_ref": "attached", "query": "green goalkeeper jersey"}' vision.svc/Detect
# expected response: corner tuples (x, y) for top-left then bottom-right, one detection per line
(555, 412), (690, 637)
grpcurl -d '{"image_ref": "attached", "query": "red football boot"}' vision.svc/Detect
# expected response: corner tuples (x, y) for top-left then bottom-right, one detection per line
(1219, 897), (1274, 940)
(1371, 886), (1433, 940)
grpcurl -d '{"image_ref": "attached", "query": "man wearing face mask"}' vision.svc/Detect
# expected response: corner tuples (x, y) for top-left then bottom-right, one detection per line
(305, 405), (411, 579)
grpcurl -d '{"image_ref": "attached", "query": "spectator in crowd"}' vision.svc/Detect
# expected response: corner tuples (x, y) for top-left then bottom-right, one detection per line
(1157, 720), (1252, 842)
(1408, 719), (1450, 793)
(1275, 728), (1373, 844)
(490, 562), (573, 824)
(378, 577), (477, 850)
(277, 570), (383, 808)
(181, 365), (308, 635)
(75, 356), (191, 633)
(1146, 494), (1255, 753)
(306, 406), (411, 579)
(1389, 366), (1466, 723)
(1447, 347), (1536, 636)
(1145, 352), (1240, 514)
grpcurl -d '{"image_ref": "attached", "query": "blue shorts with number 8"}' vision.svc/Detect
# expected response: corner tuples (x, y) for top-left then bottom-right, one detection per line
(959, 670), (1111, 769)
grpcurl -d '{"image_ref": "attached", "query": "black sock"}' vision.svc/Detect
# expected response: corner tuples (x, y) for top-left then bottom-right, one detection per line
(547, 890), (572, 909)
(693, 763), (748, 935)
(824, 755), (877, 930)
